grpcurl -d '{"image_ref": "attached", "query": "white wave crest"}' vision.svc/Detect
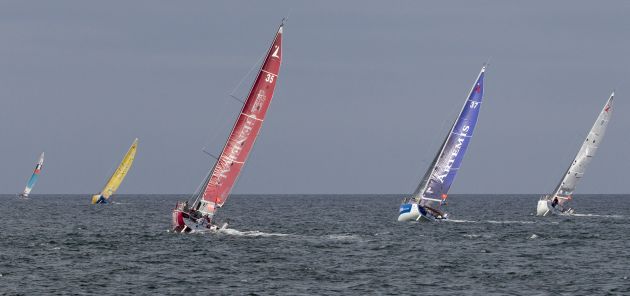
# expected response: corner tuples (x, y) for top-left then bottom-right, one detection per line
(325, 234), (362, 241)
(486, 220), (535, 224)
(445, 219), (478, 223)
(571, 213), (624, 218)
(219, 228), (290, 237)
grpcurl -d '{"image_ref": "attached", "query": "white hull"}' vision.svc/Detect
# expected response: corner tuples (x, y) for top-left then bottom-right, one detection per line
(398, 203), (421, 221)
(398, 203), (443, 222)
(536, 199), (553, 216)
(183, 216), (228, 233)
(536, 199), (574, 216)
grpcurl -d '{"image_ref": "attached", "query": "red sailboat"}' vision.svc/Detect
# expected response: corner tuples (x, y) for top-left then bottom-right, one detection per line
(172, 21), (284, 233)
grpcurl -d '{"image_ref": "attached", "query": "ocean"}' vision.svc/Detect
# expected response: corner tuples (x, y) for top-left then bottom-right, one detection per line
(1, 194), (628, 295)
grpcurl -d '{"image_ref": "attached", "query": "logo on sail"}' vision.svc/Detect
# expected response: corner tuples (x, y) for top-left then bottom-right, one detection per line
(434, 125), (470, 183)
(271, 45), (280, 59)
(207, 116), (257, 193)
(252, 90), (266, 113)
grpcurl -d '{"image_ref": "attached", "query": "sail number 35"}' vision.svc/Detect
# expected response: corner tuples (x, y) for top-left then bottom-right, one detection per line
(265, 73), (275, 83)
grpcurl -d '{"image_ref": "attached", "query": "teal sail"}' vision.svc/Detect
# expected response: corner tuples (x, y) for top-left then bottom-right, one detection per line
(20, 152), (44, 198)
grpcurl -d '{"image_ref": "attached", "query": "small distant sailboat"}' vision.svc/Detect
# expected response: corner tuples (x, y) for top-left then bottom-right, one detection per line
(172, 21), (284, 233)
(19, 152), (45, 198)
(537, 92), (614, 216)
(398, 65), (486, 222)
(92, 138), (138, 204)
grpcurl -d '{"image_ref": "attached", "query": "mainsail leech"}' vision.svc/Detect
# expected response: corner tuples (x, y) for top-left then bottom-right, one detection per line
(415, 65), (486, 209)
(191, 22), (284, 219)
(20, 152), (45, 198)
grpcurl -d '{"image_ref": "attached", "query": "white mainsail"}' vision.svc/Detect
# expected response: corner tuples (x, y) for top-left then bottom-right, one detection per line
(539, 91), (614, 215)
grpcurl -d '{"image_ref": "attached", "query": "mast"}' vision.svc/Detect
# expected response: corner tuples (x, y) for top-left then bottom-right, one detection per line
(192, 21), (284, 217)
(412, 135), (447, 199)
(549, 92), (614, 201)
(414, 65), (486, 208)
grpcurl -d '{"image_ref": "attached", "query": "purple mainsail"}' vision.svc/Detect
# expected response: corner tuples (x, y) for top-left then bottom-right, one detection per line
(414, 66), (486, 209)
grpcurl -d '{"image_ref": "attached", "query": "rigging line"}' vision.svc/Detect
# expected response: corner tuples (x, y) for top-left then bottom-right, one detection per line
(190, 168), (211, 203)
(284, 11), (291, 25)
(413, 95), (454, 190)
(230, 95), (245, 104)
(201, 94), (238, 156)
(202, 148), (219, 160)
(228, 46), (268, 101)
(202, 39), (268, 153)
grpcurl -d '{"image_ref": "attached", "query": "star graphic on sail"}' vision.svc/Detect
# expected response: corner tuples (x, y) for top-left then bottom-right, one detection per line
(605, 105), (611, 112)
(474, 83), (481, 93)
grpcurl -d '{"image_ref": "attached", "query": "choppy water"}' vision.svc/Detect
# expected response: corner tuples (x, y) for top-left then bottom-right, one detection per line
(1, 194), (628, 295)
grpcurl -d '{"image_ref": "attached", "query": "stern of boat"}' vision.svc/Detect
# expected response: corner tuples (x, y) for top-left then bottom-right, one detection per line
(172, 202), (187, 233)
(536, 199), (551, 216)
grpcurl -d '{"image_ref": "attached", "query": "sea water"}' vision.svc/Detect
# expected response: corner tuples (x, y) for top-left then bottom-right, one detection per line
(1, 194), (628, 295)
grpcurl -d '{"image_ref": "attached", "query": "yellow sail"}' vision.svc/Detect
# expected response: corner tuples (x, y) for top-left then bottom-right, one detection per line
(91, 138), (138, 204)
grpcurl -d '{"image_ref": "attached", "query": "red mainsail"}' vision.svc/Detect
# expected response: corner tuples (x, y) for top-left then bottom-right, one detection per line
(199, 23), (283, 215)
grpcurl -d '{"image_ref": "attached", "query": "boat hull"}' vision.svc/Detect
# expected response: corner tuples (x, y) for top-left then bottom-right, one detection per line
(171, 203), (226, 233)
(536, 199), (574, 216)
(172, 208), (189, 233)
(91, 195), (108, 204)
(398, 203), (443, 222)
(536, 199), (552, 216)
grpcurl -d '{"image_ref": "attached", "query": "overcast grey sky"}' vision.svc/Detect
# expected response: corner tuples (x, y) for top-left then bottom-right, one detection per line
(0, 1), (628, 194)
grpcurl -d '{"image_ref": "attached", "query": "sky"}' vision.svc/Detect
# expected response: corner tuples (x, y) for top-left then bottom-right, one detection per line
(0, 1), (629, 195)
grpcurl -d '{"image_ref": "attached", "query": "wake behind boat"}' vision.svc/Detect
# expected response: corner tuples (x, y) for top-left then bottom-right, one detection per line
(19, 152), (45, 198)
(398, 65), (487, 222)
(91, 138), (138, 204)
(172, 20), (284, 233)
(537, 92), (614, 216)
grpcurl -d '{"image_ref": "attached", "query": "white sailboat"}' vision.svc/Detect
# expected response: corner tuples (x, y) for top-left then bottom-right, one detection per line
(537, 92), (614, 216)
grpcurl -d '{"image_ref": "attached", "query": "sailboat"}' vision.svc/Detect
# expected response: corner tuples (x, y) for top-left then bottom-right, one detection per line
(92, 138), (138, 204)
(537, 92), (614, 216)
(398, 65), (486, 222)
(19, 152), (45, 198)
(172, 21), (284, 233)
